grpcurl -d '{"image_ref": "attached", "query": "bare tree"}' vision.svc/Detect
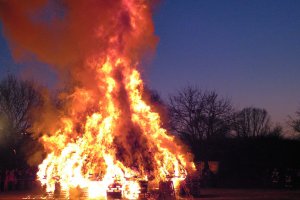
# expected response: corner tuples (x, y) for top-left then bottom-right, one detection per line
(169, 86), (205, 145)
(169, 86), (233, 144)
(288, 109), (300, 135)
(233, 107), (271, 137)
(0, 75), (40, 146)
(203, 91), (233, 139)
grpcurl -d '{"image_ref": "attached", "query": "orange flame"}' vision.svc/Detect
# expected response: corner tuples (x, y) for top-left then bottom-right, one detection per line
(0, 0), (194, 198)
(37, 54), (194, 198)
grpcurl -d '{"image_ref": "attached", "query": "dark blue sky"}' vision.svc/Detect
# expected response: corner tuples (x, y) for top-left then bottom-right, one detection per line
(145, 0), (300, 124)
(0, 0), (300, 124)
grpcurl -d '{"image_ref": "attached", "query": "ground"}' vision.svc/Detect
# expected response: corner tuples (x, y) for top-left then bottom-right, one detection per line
(194, 189), (300, 200)
(0, 189), (300, 199)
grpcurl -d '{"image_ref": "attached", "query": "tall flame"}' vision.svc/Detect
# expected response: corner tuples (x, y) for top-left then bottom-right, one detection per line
(0, 0), (194, 198)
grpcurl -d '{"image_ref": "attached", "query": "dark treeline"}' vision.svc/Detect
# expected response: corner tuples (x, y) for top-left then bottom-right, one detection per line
(196, 137), (300, 188)
(166, 85), (300, 188)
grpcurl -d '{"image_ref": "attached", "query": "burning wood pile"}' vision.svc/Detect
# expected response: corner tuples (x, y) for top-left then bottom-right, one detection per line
(36, 59), (194, 197)
(0, 0), (195, 199)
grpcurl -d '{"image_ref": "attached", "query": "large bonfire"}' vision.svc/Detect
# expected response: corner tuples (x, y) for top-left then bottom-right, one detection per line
(0, 0), (194, 199)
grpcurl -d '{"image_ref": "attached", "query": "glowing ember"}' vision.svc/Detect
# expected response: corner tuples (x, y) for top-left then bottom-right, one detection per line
(19, 0), (196, 198)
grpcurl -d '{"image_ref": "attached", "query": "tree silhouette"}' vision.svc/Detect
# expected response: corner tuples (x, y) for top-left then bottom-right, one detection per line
(233, 107), (271, 138)
(0, 75), (41, 168)
(168, 86), (233, 143)
(289, 109), (300, 136)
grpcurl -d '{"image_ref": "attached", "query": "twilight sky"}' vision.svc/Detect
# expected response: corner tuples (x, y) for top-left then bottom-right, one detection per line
(145, 0), (300, 125)
(0, 0), (300, 125)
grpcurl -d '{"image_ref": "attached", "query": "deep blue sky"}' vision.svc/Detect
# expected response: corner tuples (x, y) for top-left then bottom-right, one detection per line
(0, 0), (300, 124)
(145, 0), (300, 124)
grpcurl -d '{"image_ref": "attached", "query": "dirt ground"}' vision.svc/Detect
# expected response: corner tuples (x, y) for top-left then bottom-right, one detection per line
(0, 188), (300, 200)
(192, 188), (300, 200)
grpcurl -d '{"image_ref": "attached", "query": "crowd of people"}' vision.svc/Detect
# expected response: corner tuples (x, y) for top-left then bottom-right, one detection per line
(0, 168), (36, 192)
